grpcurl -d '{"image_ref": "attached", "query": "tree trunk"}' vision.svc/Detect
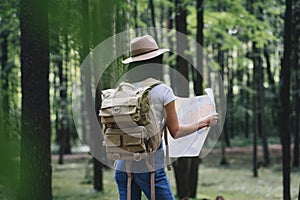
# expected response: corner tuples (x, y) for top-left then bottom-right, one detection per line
(149, 0), (158, 41)
(0, 29), (10, 137)
(293, 0), (300, 168)
(90, 0), (103, 192)
(217, 41), (228, 166)
(237, 51), (244, 136)
(258, 50), (270, 166)
(90, 0), (115, 191)
(167, 0), (175, 86)
(58, 34), (71, 164)
(134, 0), (138, 31)
(227, 52), (234, 138)
(175, 0), (188, 94)
(245, 60), (251, 138)
(252, 5), (270, 166)
(279, 0), (292, 199)
(252, 40), (270, 172)
(1, 30), (9, 116)
(63, 34), (71, 154)
(252, 42), (259, 177)
(159, 2), (165, 44)
(194, 0), (204, 95)
(264, 47), (278, 127)
(80, 0), (91, 145)
(19, 0), (52, 198)
(253, 85), (258, 177)
(51, 35), (63, 145)
(171, 1), (199, 199)
(148, 0), (163, 78)
(250, 1), (270, 169)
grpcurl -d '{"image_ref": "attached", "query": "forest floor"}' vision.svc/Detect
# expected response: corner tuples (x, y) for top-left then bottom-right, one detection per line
(52, 144), (300, 200)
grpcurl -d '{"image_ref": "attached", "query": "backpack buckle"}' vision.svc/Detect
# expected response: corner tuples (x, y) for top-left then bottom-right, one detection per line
(133, 153), (142, 161)
(113, 106), (121, 113)
(112, 153), (120, 160)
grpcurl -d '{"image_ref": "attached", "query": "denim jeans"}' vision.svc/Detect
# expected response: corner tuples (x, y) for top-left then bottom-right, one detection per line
(114, 168), (175, 200)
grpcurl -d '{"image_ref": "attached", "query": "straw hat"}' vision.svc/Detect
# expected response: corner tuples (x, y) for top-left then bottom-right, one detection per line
(122, 35), (169, 64)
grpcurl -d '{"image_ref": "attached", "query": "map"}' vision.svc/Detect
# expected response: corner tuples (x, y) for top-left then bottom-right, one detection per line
(165, 88), (216, 157)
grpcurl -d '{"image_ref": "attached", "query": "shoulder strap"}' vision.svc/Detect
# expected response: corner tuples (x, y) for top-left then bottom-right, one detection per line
(164, 127), (171, 171)
(140, 78), (163, 89)
(126, 161), (133, 200)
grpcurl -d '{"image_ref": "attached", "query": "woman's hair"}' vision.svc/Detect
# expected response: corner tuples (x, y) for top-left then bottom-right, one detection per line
(124, 55), (164, 82)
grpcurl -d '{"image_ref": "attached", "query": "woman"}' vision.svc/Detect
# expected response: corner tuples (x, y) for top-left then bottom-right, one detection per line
(114, 35), (218, 200)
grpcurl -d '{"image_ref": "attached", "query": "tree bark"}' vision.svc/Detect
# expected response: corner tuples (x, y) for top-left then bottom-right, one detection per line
(252, 42), (259, 177)
(1, 30), (9, 116)
(149, 0), (158, 41)
(253, 13), (270, 166)
(80, 0), (91, 145)
(293, 0), (300, 168)
(171, 1), (199, 199)
(19, 0), (51, 198)
(217, 41), (229, 166)
(58, 34), (71, 164)
(90, 0), (115, 191)
(90, 0), (104, 192)
(167, 0), (176, 88)
(258, 51), (269, 166)
(237, 51), (244, 136)
(264, 47), (278, 127)
(245, 66), (250, 138)
(194, 0), (204, 95)
(133, 0), (138, 32)
(279, 0), (292, 199)
(249, 0), (270, 169)
(175, 0), (188, 95)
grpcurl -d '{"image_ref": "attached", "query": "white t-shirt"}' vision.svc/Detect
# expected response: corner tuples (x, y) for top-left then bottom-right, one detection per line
(150, 84), (176, 130)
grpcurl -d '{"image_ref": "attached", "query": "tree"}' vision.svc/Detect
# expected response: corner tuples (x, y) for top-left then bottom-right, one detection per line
(194, 0), (204, 95)
(58, 34), (71, 164)
(89, 0), (117, 191)
(279, 0), (292, 199)
(249, 0), (270, 169)
(293, 0), (300, 168)
(0, 0), (20, 139)
(19, 0), (51, 199)
(171, 0), (200, 199)
(149, 0), (158, 41)
(1, 22), (9, 119)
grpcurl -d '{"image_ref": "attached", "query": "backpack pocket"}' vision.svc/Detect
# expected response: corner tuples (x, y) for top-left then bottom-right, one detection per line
(123, 133), (143, 145)
(104, 126), (148, 156)
(105, 134), (121, 147)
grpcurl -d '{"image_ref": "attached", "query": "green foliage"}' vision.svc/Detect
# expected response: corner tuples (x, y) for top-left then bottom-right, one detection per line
(0, 110), (20, 200)
(203, 0), (277, 49)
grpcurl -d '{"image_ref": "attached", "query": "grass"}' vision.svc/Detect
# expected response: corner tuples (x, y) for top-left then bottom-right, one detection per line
(52, 148), (300, 200)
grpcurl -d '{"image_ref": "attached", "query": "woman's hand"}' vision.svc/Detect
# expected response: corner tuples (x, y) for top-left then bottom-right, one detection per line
(198, 113), (218, 129)
(165, 100), (219, 139)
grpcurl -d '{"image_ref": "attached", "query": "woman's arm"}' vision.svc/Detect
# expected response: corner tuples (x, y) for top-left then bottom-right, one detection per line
(165, 100), (218, 139)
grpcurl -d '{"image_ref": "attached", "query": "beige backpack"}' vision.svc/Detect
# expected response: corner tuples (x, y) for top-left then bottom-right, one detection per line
(99, 78), (170, 200)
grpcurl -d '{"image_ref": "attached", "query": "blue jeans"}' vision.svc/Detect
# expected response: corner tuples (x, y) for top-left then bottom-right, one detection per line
(114, 168), (175, 200)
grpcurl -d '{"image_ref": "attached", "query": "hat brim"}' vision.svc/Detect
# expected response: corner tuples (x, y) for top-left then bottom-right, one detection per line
(122, 49), (170, 64)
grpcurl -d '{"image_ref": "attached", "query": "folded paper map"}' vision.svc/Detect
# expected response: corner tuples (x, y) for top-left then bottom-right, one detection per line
(165, 88), (216, 157)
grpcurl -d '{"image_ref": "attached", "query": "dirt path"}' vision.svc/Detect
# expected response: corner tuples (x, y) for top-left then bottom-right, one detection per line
(52, 144), (290, 163)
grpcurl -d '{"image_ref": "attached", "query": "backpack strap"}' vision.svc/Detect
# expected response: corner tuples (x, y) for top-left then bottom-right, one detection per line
(150, 171), (155, 200)
(164, 127), (171, 171)
(126, 160), (133, 200)
(145, 154), (156, 200)
(139, 78), (162, 88)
